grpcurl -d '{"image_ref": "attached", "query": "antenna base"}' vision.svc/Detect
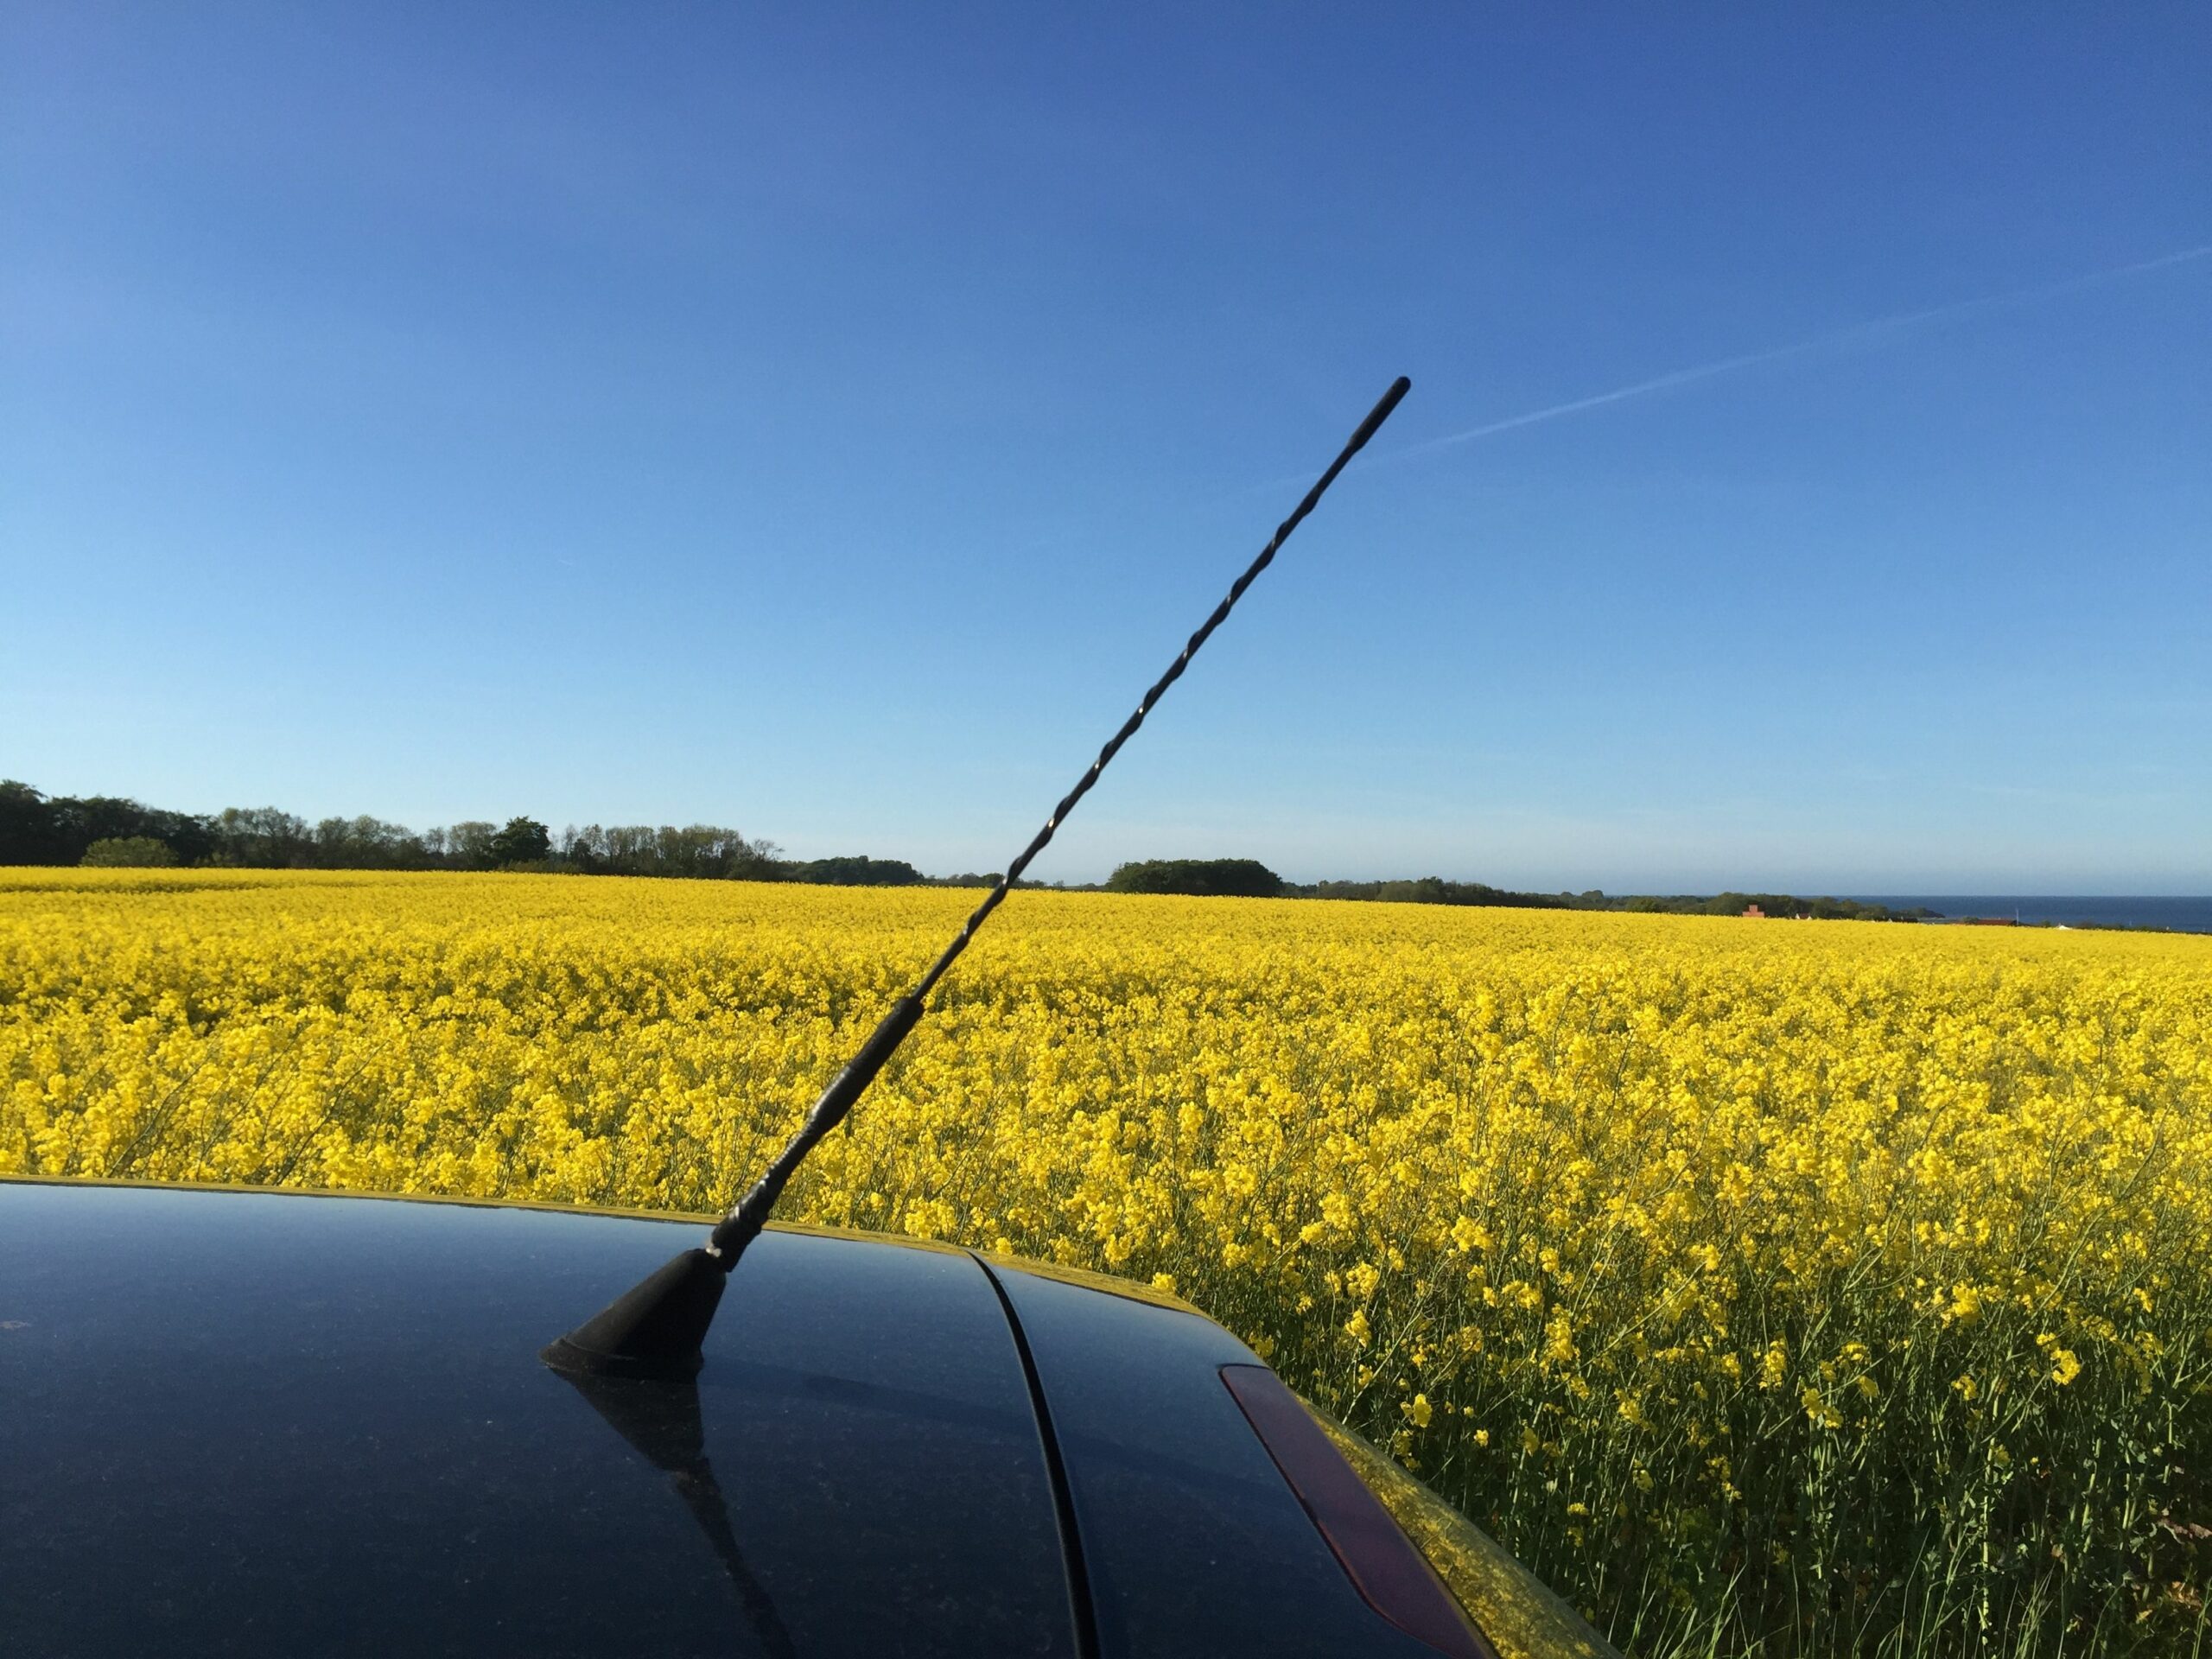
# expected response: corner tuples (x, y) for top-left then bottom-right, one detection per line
(541, 1247), (729, 1381)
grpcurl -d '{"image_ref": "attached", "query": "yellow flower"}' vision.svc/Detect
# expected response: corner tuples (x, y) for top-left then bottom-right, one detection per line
(1758, 1339), (1789, 1390)
(7, 868), (2206, 1656)
(1800, 1387), (1841, 1429)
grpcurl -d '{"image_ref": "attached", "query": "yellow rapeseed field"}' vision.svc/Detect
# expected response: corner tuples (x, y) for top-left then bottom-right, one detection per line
(4, 868), (2208, 1656)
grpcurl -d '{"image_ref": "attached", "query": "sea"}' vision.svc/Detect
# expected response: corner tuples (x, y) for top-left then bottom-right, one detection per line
(1852, 896), (2212, 935)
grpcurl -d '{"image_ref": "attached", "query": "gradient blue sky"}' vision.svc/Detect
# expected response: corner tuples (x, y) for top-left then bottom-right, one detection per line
(5, 5), (2207, 890)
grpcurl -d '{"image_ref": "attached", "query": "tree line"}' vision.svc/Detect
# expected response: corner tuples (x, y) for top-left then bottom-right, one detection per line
(1105, 858), (1935, 920)
(0, 781), (951, 887)
(1104, 860), (1569, 906)
(3, 780), (1937, 917)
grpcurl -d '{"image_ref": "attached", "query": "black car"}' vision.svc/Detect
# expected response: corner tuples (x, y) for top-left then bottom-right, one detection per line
(3, 1177), (1618, 1658)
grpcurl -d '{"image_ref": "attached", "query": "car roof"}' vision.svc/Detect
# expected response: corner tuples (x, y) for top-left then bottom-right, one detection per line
(3, 1181), (1071, 1657)
(3, 1180), (1546, 1657)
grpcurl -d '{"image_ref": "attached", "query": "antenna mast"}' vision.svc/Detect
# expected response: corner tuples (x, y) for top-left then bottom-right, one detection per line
(544, 376), (1411, 1380)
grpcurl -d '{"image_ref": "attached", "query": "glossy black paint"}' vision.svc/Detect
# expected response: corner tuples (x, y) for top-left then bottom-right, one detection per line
(3, 1182), (1513, 1658)
(985, 1260), (1461, 1659)
(1, 1184), (1074, 1658)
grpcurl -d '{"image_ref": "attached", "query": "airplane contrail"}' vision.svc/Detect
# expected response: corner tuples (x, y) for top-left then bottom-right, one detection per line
(1402, 245), (2211, 454)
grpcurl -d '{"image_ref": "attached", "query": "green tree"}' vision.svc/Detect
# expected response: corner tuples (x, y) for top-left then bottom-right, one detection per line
(0, 780), (64, 864)
(487, 817), (551, 866)
(1106, 858), (1284, 898)
(313, 815), (426, 869)
(211, 806), (313, 867)
(440, 822), (498, 868)
(788, 855), (924, 887)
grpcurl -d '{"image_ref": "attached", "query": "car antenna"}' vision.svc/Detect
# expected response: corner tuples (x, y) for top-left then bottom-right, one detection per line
(543, 375), (1412, 1381)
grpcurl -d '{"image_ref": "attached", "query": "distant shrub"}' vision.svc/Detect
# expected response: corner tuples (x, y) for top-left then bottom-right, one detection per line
(79, 836), (179, 868)
(787, 855), (924, 887)
(1310, 876), (1568, 910)
(1107, 857), (1283, 898)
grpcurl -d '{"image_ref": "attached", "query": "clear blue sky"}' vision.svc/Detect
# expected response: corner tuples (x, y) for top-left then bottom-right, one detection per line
(5, 5), (2207, 892)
